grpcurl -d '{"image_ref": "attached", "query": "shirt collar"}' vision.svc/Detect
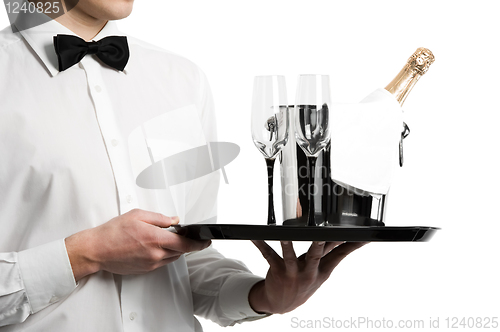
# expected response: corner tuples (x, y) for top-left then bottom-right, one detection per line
(14, 11), (126, 77)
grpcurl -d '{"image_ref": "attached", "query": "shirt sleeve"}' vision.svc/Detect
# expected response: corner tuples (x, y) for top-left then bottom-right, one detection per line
(185, 246), (270, 327)
(0, 239), (77, 327)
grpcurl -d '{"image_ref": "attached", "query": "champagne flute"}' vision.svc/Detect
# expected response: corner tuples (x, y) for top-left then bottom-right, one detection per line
(295, 74), (331, 226)
(251, 75), (289, 225)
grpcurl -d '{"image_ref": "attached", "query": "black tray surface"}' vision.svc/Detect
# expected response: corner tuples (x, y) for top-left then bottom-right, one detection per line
(172, 224), (439, 242)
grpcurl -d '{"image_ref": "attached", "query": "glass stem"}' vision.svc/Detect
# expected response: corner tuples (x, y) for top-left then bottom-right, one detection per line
(266, 158), (276, 225)
(307, 156), (317, 226)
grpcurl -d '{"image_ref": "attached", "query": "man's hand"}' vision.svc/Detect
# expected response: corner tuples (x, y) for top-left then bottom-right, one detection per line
(65, 209), (211, 281)
(249, 240), (367, 314)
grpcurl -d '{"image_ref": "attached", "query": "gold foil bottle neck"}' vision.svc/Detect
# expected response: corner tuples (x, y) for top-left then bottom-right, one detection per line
(385, 47), (435, 106)
(406, 47), (435, 75)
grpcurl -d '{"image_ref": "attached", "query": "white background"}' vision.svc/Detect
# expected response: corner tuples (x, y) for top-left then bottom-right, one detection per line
(2, 1), (500, 331)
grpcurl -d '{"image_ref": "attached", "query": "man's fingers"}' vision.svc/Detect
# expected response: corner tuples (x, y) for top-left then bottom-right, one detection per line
(158, 230), (211, 253)
(252, 240), (281, 266)
(280, 241), (298, 272)
(296, 241), (344, 262)
(151, 253), (184, 270)
(322, 241), (344, 257)
(130, 208), (179, 228)
(319, 242), (368, 276)
(160, 250), (183, 262)
(304, 241), (326, 271)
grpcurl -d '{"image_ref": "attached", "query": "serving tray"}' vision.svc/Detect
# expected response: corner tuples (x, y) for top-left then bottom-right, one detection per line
(171, 224), (439, 242)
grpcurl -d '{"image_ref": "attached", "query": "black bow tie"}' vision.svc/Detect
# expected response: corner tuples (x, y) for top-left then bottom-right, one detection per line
(53, 34), (129, 72)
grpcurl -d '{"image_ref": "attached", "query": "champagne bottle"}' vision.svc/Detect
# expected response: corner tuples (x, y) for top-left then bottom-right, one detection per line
(384, 47), (434, 167)
(385, 47), (435, 105)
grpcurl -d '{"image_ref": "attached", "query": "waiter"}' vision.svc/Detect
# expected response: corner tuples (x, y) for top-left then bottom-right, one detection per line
(0, 0), (366, 330)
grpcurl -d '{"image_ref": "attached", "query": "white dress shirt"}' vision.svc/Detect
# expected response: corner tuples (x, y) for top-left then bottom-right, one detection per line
(0, 13), (266, 331)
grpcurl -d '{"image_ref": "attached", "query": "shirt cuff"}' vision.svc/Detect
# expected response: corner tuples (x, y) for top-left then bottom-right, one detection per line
(218, 273), (270, 322)
(17, 239), (77, 313)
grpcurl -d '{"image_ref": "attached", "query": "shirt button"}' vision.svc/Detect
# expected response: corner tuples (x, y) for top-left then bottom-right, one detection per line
(126, 195), (133, 204)
(111, 139), (119, 147)
(95, 85), (102, 93)
(129, 312), (137, 321)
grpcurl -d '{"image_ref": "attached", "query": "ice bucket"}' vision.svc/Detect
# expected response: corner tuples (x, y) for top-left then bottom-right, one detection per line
(280, 105), (387, 227)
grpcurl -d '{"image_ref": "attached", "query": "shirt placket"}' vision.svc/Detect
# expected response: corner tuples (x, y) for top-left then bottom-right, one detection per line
(79, 57), (142, 332)
(79, 57), (138, 215)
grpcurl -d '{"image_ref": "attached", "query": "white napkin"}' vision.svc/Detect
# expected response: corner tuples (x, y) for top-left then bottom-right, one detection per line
(329, 88), (403, 194)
